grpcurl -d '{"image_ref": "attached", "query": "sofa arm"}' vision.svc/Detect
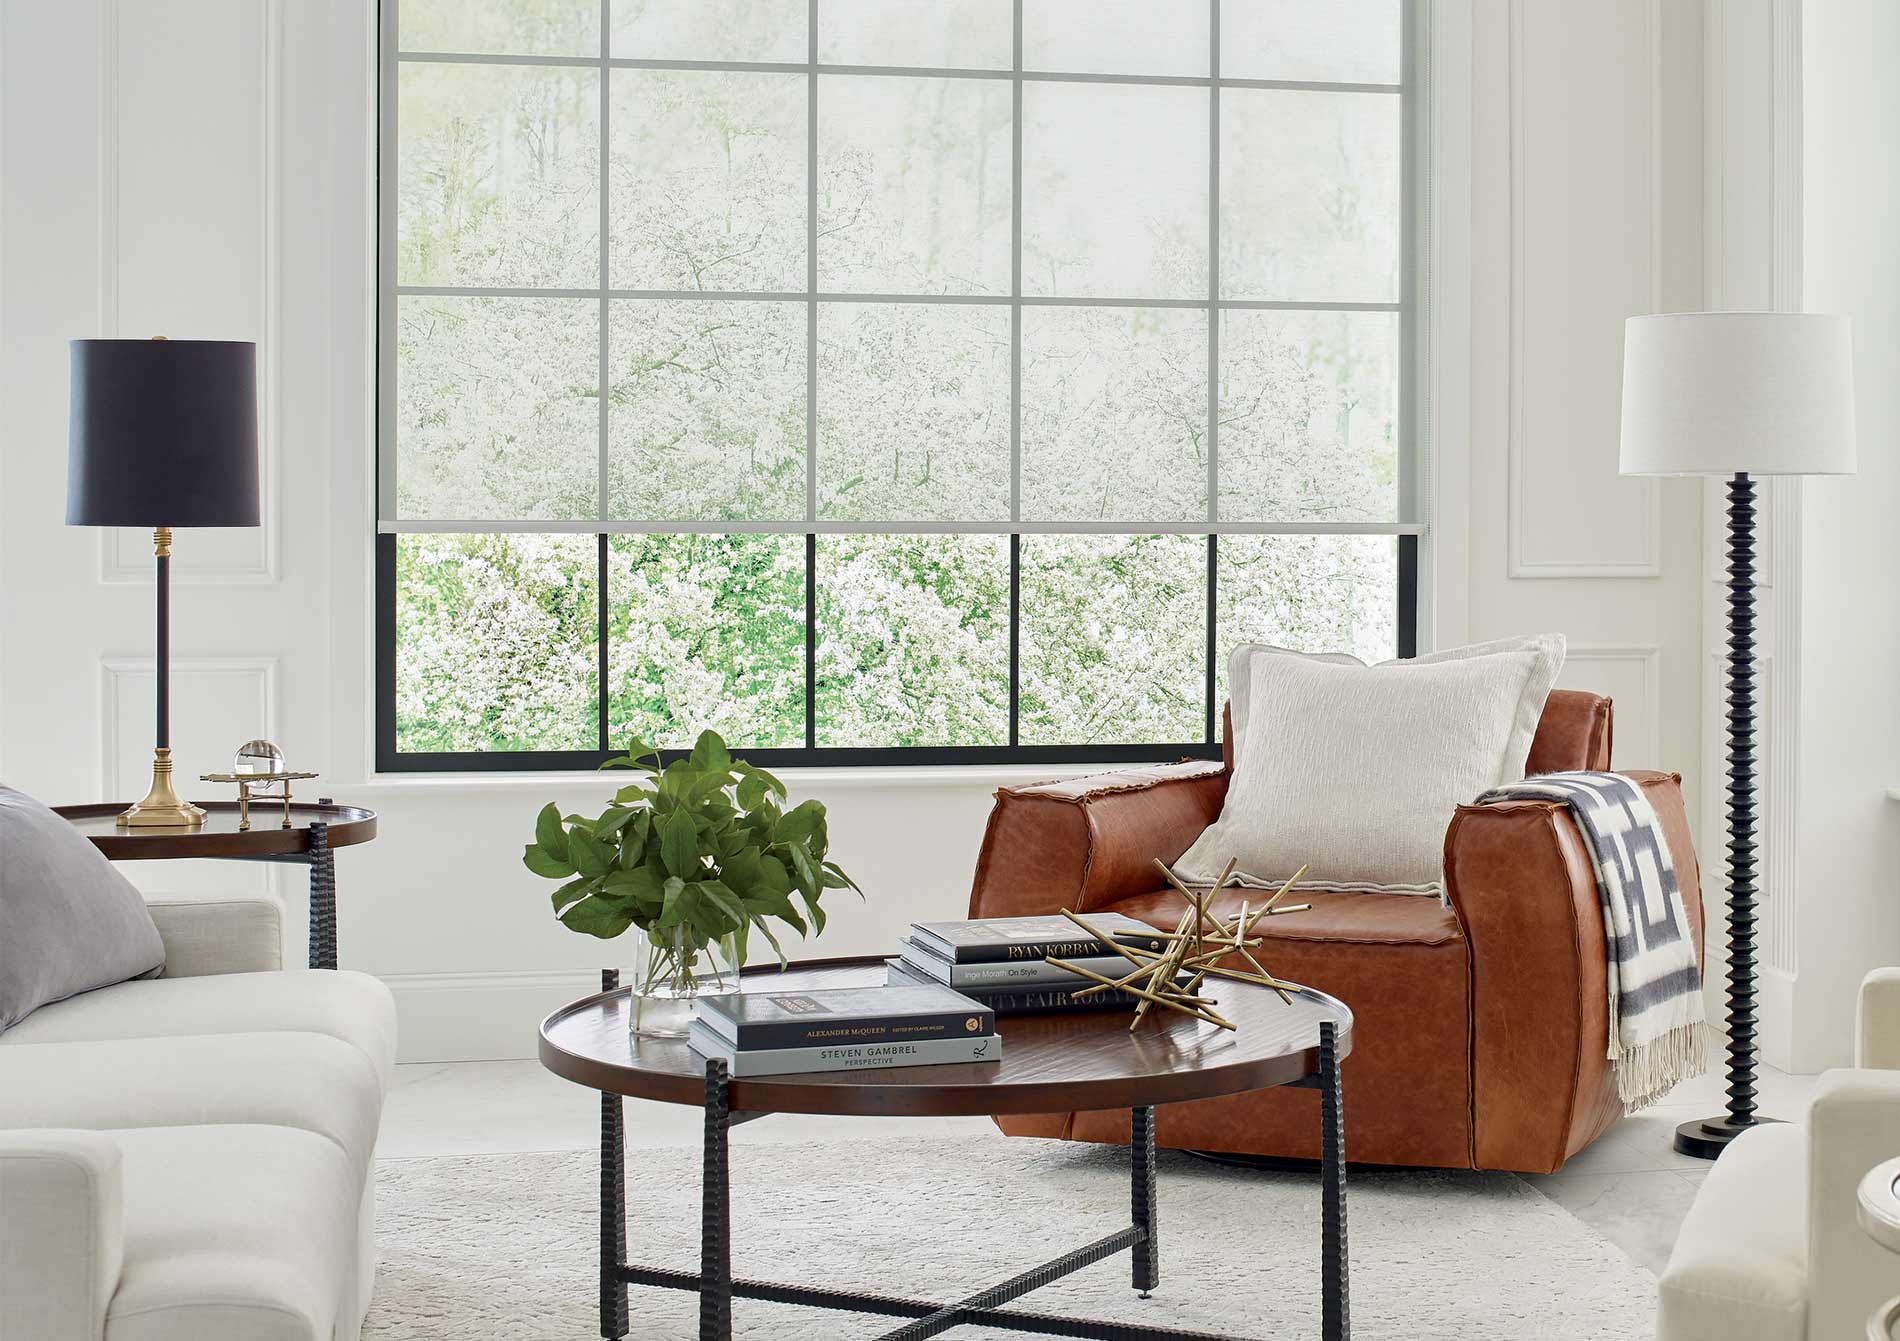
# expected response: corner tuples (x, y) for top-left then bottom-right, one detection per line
(1443, 769), (1703, 1173)
(146, 894), (283, 978)
(1805, 1069), (1900, 1340)
(1858, 969), (1900, 1069)
(0, 1129), (123, 1341)
(968, 762), (1228, 918)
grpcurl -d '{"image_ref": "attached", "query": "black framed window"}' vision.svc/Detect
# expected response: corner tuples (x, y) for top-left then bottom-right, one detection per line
(376, 0), (1424, 772)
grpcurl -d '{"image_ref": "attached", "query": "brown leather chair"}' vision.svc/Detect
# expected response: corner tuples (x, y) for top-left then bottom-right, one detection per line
(965, 690), (1704, 1174)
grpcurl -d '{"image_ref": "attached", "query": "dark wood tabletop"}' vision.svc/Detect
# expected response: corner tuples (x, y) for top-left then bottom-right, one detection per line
(539, 955), (1353, 1118)
(54, 801), (377, 860)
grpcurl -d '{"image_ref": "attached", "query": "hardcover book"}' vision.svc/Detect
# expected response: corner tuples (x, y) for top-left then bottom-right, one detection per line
(910, 913), (1167, 964)
(887, 959), (1142, 1015)
(693, 980), (993, 1052)
(688, 1022), (1002, 1077)
(899, 939), (1141, 988)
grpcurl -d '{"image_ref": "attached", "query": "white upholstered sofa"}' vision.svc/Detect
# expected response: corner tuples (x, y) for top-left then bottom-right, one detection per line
(0, 893), (396, 1341)
(1660, 968), (1900, 1340)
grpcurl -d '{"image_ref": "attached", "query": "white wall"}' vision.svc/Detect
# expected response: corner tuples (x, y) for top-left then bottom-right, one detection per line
(1697, 0), (1900, 1073)
(1701, 0), (1806, 1069)
(0, 0), (329, 963)
(0, 0), (1710, 1061)
(1784, 0), (1900, 1068)
(1458, 0), (1706, 797)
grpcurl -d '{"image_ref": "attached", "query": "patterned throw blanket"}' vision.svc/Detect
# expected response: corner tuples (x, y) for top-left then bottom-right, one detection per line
(1476, 771), (1707, 1109)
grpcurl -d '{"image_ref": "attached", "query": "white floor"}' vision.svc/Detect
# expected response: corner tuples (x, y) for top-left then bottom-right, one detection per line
(1515, 1062), (1818, 1274)
(379, 1057), (1817, 1277)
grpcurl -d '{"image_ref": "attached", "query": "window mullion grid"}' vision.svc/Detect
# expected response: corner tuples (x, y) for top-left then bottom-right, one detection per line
(382, 7), (1418, 765)
(805, 0), (820, 749)
(1008, 0), (1023, 749)
(1205, 534), (1218, 745)
(1205, 0), (1220, 745)
(394, 49), (1401, 97)
(595, 0), (611, 753)
(1008, 534), (1021, 748)
(1400, 0), (1421, 646)
(805, 533), (818, 749)
(393, 284), (1398, 314)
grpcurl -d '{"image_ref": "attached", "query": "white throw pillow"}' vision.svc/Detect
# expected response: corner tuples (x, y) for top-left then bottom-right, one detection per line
(1175, 635), (1567, 893)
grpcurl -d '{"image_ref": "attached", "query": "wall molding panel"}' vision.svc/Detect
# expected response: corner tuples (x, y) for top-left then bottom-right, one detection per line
(1565, 643), (1664, 767)
(98, 654), (283, 900)
(95, 0), (283, 588)
(99, 654), (281, 798)
(1506, 0), (1664, 578)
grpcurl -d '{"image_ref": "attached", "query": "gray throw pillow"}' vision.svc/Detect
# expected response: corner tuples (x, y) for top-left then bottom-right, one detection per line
(0, 786), (165, 1031)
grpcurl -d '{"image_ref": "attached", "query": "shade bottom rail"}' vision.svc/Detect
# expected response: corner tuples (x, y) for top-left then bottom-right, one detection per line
(618, 1229), (1262, 1341)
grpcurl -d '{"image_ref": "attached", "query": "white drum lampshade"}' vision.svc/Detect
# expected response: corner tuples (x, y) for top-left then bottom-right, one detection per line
(1620, 312), (1856, 477)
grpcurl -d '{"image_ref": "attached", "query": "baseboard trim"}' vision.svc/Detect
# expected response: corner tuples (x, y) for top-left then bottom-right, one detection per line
(385, 968), (606, 1062)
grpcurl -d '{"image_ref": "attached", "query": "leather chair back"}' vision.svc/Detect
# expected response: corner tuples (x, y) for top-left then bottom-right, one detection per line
(1221, 687), (1612, 776)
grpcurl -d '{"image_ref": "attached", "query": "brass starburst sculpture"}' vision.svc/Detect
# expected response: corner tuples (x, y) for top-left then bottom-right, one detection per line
(1046, 857), (1313, 1032)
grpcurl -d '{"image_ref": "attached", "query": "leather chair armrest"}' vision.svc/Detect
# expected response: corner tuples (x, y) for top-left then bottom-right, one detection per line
(968, 762), (1228, 918)
(1443, 770), (1703, 1173)
(1858, 968), (1900, 1069)
(0, 1129), (123, 1341)
(145, 894), (284, 977)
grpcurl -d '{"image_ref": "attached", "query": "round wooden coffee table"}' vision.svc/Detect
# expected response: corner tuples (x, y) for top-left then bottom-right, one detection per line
(55, 800), (376, 970)
(541, 956), (1354, 1341)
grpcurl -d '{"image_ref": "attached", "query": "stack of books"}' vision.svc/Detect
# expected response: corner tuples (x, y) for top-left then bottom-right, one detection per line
(689, 981), (1001, 1077)
(889, 913), (1170, 1016)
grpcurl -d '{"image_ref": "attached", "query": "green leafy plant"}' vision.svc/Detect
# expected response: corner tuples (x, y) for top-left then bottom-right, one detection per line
(522, 730), (861, 982)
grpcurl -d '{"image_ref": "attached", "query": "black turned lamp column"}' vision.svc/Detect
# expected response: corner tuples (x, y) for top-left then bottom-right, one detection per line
(66, 338), (260, 828)
(1619, 312), (1856, 1159)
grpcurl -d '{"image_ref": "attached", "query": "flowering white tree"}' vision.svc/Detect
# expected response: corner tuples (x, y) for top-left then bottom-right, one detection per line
(395, 534), (598, 751)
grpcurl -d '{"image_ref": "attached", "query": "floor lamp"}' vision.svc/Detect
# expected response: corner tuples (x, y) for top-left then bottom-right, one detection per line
(1619, 312), (1856, 1159)
(66, 338), (260, 827)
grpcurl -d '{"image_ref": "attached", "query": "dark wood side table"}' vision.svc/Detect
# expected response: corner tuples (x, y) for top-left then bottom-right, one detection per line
(54, 800), (377, 970)
(540, 955), (1354, 1341)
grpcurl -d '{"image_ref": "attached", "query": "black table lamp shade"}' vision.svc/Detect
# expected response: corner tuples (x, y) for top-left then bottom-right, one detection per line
(66, 339), (260, 527)
(65, 338), (260, 828)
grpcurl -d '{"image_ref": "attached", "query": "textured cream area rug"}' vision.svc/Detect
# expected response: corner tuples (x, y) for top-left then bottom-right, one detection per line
(365, 1134), (1654, 1340)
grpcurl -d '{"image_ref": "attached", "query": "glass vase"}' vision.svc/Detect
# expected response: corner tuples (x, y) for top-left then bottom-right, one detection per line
(629, 927), (739, 1040)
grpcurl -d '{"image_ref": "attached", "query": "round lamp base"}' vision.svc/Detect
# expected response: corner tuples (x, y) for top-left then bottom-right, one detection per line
(1674, 1113), (1783, 1161)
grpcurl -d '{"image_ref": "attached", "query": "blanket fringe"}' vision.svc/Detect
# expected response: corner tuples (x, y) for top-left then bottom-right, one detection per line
(1614, 1021), (1708, 1111)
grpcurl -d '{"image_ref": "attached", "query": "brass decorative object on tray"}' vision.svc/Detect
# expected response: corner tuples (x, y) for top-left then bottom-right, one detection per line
(1047, 857), (1313, 1032)
(200, 740), (317, 831)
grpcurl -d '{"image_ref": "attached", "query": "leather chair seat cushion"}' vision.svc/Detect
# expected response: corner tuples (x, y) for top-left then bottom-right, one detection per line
(0, 969), (398, 1088)
(104, 1123), (356, 1341)
(1105, 885), (1462, 947)
(1062, 887), (1473, 1167)
(1657, 1123), (1808, 1341)
(0, 1031), (382, 1187)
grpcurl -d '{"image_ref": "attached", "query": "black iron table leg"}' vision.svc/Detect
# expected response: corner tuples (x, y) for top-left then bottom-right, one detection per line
(307, 819), (336, 970)
(1319, 1020), (1349, 1341)
(600, 970), (630, 1340)
(590, 1005), (1349, 1341)
(701, 1059), (733, 1341)
(1132, 1105), (1159, 1299)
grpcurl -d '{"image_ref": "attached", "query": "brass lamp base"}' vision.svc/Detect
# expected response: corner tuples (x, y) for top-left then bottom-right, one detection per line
(118, 747), (206, 828)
